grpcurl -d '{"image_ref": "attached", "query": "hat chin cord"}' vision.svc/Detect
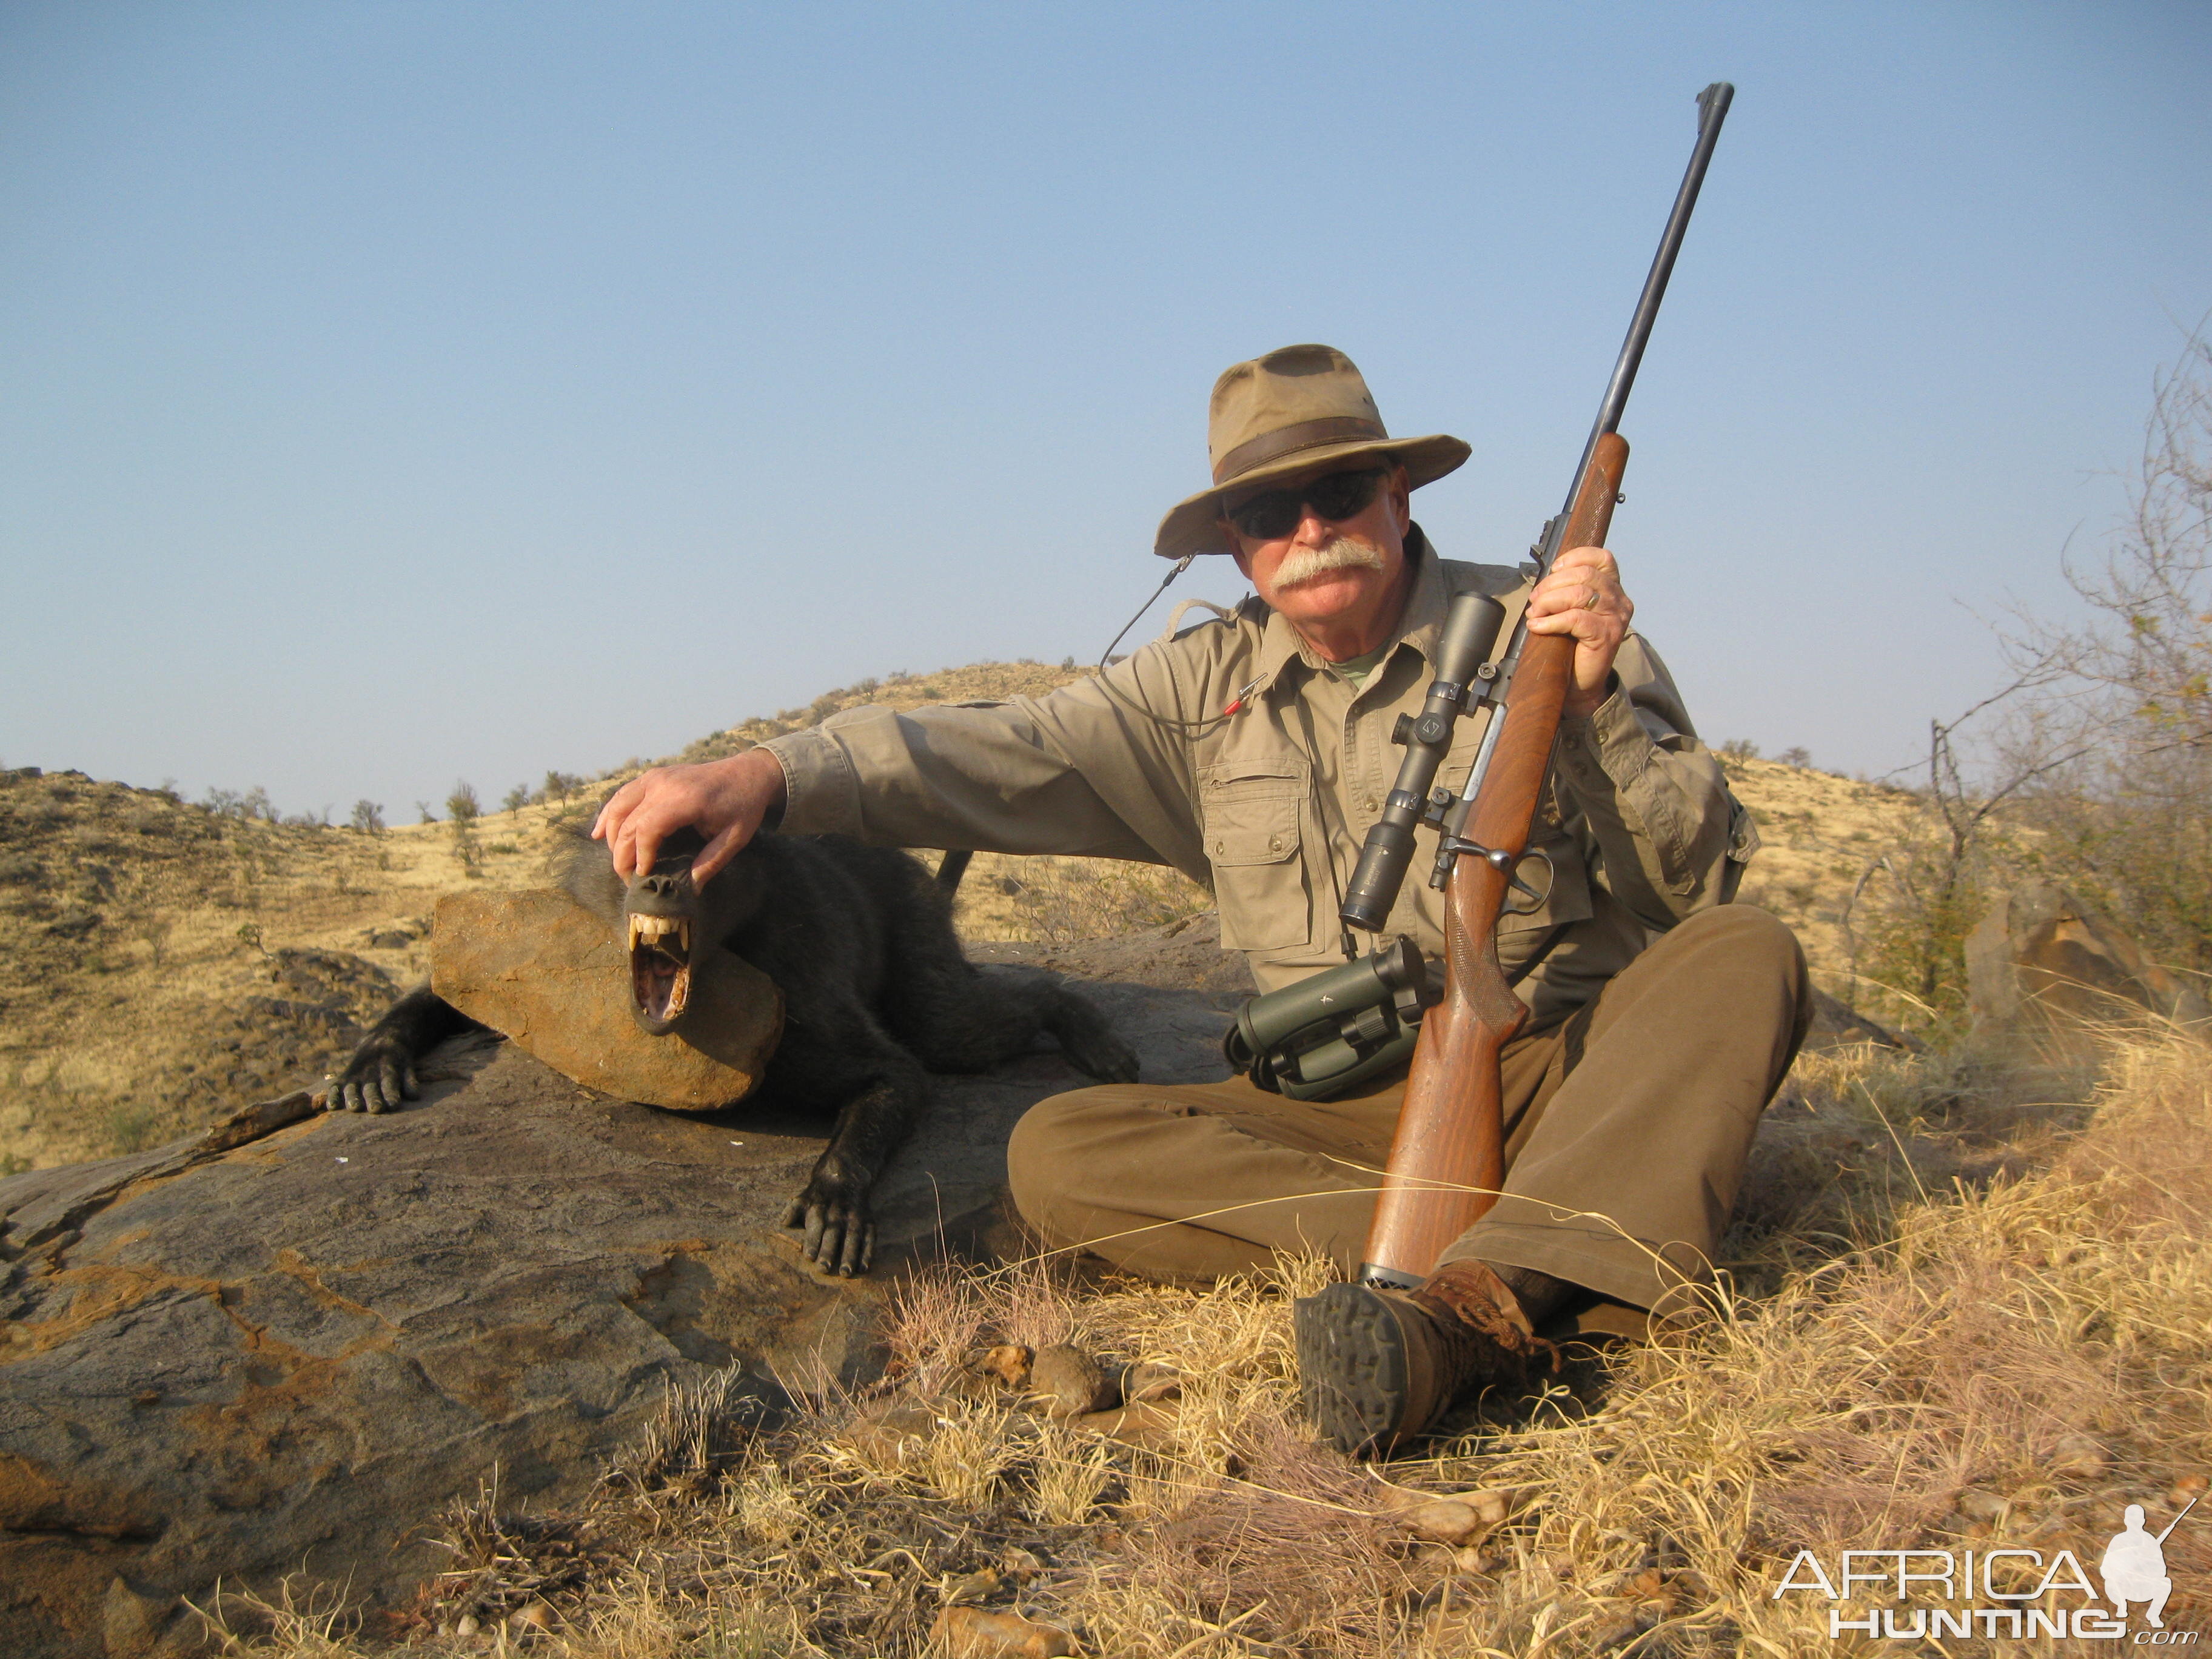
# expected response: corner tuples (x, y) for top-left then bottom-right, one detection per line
(1089, 555), (1269, 737)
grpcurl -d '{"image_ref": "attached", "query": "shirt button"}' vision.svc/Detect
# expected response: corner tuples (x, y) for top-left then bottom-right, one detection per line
(1269, 835), (1282, 851)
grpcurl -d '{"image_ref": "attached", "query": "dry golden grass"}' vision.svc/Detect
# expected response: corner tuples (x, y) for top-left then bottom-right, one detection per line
(939, 851), (1211, 947)
(0, 769), (572, 1168)
(195, 1026), (2209, 1658)
(1721, 757), (1920, 1009)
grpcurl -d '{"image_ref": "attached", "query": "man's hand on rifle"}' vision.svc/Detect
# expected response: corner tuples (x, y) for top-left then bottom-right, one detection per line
(1525, 544), (1633, 718)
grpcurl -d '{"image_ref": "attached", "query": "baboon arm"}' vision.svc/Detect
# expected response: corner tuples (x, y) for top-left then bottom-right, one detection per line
(322, 985), (484, 1114)
(782, 1076), (919, 1277)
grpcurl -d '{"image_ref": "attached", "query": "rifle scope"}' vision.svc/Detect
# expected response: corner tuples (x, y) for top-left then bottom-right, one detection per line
(1338, 589), (1507, 934)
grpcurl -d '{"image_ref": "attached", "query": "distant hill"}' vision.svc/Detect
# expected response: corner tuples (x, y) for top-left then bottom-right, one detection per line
(0, 662), (1906, 1170)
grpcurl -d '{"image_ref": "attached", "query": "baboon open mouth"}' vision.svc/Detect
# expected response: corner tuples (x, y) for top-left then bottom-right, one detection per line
(628, 914), (692, 1028)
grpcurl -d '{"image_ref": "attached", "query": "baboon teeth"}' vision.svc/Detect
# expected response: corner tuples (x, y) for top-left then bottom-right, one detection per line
(628, 916), (691, 956)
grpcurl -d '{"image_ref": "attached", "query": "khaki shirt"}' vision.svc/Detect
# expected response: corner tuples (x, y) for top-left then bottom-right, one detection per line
(764, 528), (1756, 1021)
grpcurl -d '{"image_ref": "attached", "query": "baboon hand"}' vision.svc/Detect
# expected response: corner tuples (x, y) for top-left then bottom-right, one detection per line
(322, 1035), (420, 1114)
(1067, 1028), (1140, 1085)
(784, 1153), (876, 1278)
(1049, 997), (1142, 1084)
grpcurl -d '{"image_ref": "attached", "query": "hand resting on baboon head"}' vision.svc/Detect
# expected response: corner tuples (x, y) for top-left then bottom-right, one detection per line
(322, 826), (1141, 1275)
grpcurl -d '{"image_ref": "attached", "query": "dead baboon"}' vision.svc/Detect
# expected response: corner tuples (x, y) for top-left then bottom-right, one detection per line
(324, 828), (1141, 1274)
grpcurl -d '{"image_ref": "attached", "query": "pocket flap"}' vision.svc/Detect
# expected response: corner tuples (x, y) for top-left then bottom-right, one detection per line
(1206, 814), (1299, 867)
(1198, 761), (1305, 869)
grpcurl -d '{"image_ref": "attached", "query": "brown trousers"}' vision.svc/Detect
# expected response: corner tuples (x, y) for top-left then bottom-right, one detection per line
(1006, 906), (1810, 1325)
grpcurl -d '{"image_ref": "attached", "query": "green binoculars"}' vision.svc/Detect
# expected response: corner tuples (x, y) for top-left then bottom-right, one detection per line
(1222, 937), (1436, 1101)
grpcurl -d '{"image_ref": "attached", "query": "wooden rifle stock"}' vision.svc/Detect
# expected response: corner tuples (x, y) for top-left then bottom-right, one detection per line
(1361, 433), (1630, 1284)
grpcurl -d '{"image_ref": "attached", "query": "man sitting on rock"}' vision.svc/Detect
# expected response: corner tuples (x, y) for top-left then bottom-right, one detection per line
(593, 344), (1811, 1454)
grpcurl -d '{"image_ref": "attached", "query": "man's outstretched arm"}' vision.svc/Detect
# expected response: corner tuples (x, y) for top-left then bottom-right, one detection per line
(592, 747), (788, 884)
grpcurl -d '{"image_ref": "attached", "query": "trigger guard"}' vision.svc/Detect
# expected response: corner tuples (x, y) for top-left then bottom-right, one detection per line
(1500, 847), (1555, 918)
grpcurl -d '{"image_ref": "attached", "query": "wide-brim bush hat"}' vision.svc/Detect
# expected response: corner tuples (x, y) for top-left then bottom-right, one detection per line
(1154, 343), (1470, 558)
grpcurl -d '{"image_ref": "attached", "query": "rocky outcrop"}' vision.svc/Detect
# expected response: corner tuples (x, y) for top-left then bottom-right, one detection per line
(1966, 883), (2210, 1038)
(0, 962), (1242, 1658)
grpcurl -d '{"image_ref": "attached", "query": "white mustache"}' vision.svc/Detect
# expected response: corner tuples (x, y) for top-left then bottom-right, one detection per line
(1272, 537), (1386, 589)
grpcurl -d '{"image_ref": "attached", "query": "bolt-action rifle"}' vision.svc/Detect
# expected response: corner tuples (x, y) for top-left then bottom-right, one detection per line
(1216, 84), (1735, 1195)
(1349, 82), (1737, 1288)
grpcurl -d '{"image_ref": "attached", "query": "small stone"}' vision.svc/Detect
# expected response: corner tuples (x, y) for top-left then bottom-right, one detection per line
(2050, 1433), (2110, 1478)
(1618, 1567), (1665, 1600)
(1402, 1499), (1484, 1546)
(100, 1578), (176, 1655)
(1000, 1546), (1045, 1580)
(979, 1344), (1034, 1387)
(843, 1399), (939, 1463)
(1119, 1361), (1182, 1404)
(1069, 1401), (1178, 1450)
(1453, 1545), (1496, 1574)
(931, 1606), (1076, 1658)
(1956, 1488), (2008, 1521)
(1461, 1486), (1517, 1527)
(509, 1600), (554, 1632)
(1026, 1346), (1114, 1418)
(942, 1565), (1002, 1606)
(455, 1613), (481, 1636)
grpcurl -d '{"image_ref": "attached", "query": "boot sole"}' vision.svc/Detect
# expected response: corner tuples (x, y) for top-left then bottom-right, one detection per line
(1294, 1282), (1411, 1456)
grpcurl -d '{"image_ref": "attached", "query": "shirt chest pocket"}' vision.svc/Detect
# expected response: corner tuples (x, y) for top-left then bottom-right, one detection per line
(1197, 762), (1312, 952)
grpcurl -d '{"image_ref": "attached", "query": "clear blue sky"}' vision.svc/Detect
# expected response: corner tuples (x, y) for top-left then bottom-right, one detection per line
(4, 3), (2208, 818)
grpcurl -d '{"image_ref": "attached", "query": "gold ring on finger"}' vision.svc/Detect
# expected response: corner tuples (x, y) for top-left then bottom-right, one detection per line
(1579, 586), (1600, 611)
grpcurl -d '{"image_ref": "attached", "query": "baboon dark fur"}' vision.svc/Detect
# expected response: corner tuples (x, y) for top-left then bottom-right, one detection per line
(326, 827), (1140, 1275)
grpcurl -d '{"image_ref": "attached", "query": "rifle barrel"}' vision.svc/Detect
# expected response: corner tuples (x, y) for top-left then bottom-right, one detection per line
(1560, 81), (1734, 521)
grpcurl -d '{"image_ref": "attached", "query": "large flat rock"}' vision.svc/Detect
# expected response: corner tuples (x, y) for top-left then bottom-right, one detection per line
(0, 968), (1239, 1658)
(431, 886), (783, 1111)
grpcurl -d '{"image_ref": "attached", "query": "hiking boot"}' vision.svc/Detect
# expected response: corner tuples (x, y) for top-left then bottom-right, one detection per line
(1293, 1259), (1559, 1456)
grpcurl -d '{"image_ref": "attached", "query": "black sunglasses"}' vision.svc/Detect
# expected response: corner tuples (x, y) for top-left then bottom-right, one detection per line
(1224, 466), (1390, 541)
